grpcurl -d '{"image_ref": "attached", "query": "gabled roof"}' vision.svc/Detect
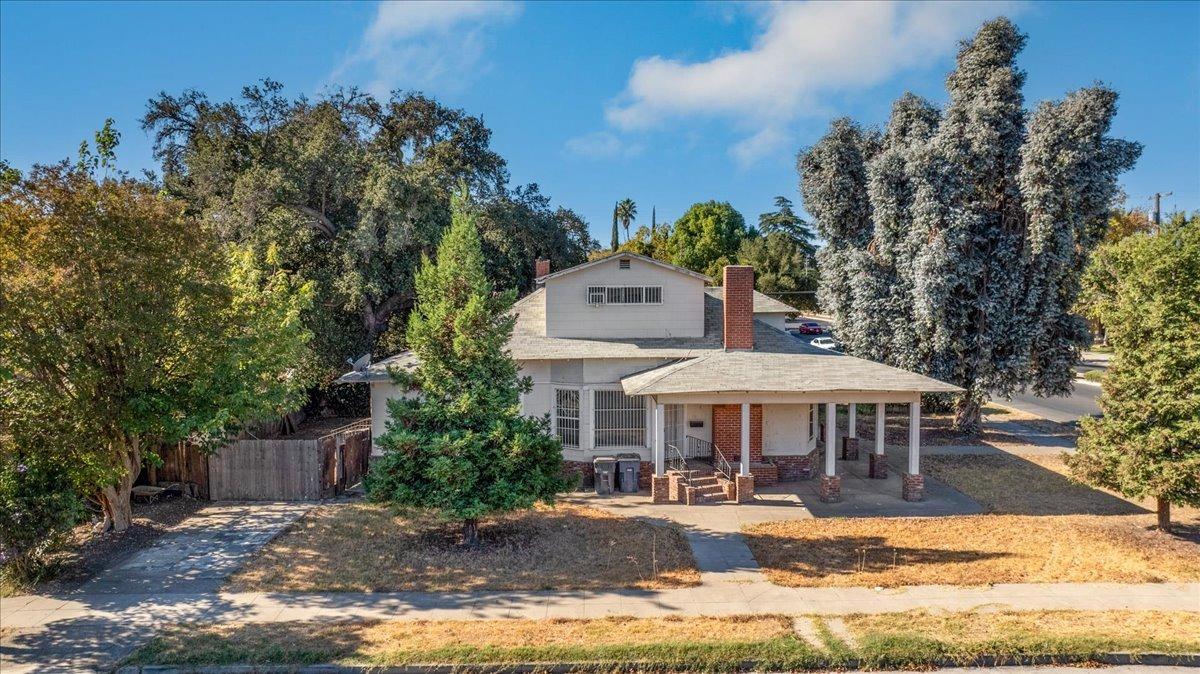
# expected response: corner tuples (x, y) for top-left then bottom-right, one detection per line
(620, 350), (963, 396)
(539, 252), (711, 283)
(706, 286), (799, 314)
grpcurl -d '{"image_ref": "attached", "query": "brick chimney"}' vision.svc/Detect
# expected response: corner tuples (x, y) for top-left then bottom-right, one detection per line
(535, 258), (551, 279)
(723, 265), (754, 350)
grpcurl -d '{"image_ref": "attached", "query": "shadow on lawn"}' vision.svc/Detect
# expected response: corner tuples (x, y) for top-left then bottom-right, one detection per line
(742, 532), (1013, 579)
(922, 453), (1147, 517)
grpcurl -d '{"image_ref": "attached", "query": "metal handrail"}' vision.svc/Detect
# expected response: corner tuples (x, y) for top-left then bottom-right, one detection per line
(666, 443), (690, 488)
(684, 435), (713, 460)
(711, 442), (734, 482)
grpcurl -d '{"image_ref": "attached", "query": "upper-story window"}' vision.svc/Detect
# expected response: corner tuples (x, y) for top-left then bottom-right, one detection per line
(586, 286), (663, 305)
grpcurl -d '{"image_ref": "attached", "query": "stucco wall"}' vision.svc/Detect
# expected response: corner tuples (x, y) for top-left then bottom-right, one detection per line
(369, 381), (416, 456)
(544, 257), (705, 338)
(755, 312), (793, 332)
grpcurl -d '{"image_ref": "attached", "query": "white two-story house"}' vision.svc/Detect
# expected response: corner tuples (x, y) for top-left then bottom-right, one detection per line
(340, 252), (959, 505)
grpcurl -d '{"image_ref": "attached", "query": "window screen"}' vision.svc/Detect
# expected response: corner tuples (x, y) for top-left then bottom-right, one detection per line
(593, 390), (647, 447)
(554, 388), (580, 447)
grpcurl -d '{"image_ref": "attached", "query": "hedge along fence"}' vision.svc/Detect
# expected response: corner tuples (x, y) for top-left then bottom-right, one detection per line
(156, 420), (371, 501)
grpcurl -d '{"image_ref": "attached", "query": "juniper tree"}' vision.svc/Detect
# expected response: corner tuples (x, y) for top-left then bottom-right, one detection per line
(366, 193), (569, 546)
(797, 118), (877, 352)
(798, 18), (1139, 433)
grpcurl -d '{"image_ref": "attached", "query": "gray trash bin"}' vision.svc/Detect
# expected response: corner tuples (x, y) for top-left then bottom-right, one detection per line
(593, 456), (616, 495)
(615, 453), (641, 493)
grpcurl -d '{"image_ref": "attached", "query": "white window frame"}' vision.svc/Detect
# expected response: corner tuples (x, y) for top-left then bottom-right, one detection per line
(592, 388), (648, 448)
(584, 285), (663, 306)
(553, 387), (581, 448)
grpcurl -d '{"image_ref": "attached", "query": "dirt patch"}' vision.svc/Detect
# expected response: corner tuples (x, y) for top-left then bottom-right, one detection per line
(743, 514), (1200, 587)
(9, 496), (204, 596)
(227, 502), (700, 592)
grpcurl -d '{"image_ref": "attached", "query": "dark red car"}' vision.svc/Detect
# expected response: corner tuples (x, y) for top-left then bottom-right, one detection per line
(794, 322), (824, 335)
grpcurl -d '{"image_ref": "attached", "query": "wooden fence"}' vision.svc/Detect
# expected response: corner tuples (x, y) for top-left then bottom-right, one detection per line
(155, 421), (370, 501)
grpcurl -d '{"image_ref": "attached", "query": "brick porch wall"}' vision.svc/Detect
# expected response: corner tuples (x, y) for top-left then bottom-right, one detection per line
(712, 404), (762, 463)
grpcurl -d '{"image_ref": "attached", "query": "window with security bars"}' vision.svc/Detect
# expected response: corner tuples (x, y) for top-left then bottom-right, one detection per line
(554, 389), (580, 447)
(664, 404), (683, 450)
(593, 390), (647, 447)
(585, 286), (663, 305)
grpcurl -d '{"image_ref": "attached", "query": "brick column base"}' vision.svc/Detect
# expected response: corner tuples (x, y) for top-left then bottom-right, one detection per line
(841, 437), (859, 461)
(651, 475), (670, 503)
(818, 474), (842, 503)
(735, 474), (755, 503)
(868, 453), (888, 479)
(902, 473), (924, 502)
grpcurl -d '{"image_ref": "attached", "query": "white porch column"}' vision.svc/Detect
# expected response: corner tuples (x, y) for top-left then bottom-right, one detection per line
(908, 399), (921, 475)
(739, 402), (751, 476)
(848, 404), (857, 438)
(875, 403), (886, 455)
(824, 402), (836, 476)
(654, 402), (665, 476)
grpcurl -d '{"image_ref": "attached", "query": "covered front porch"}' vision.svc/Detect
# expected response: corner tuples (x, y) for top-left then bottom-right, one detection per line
(646, 394), (930, 506)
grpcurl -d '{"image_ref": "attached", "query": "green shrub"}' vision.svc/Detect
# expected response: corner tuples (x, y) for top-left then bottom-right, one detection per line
(0, 449), (88, 587)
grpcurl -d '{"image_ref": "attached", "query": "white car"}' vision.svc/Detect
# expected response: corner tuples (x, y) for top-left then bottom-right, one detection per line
(810, 336), (841, 351)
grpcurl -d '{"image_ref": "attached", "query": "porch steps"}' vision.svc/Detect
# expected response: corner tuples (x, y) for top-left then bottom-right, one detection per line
(671, 469), (736, 504)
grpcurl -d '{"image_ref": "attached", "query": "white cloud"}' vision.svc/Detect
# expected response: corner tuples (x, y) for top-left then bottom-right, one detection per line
(563, 131), (644, 160)
(333, 1), (521, 95)
(601, 1), (1022, 163)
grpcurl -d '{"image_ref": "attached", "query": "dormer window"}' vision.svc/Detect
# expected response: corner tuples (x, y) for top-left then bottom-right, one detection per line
(586, 285), (663, 305)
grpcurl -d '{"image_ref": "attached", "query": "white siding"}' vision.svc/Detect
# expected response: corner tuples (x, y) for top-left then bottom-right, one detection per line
(755, 312), (792, 332)
(763, 403), (814, 455)
(544, 257), (705, 338)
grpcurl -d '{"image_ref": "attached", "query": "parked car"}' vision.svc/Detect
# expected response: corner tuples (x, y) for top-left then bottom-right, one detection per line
(811, 336), (841, 351)
(794, 322), (824, 335)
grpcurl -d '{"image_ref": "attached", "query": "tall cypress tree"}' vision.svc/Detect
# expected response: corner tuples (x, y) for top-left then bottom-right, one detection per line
(798, 18), (1139, 433)
(611, 202), (620, 252)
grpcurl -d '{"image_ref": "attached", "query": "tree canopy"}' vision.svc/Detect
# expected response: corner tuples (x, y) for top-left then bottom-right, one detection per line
(1068, 216), (1200, 531)
(665, 200), (754, 280)
(142, 81), (594, 406)
(0, 158), (312, 532)
(798, 18), (1140, 432)
(366, 193), (570, 546)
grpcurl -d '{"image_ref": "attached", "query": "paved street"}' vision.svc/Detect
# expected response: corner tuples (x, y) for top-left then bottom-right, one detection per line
(1004, 383), (1101, 423)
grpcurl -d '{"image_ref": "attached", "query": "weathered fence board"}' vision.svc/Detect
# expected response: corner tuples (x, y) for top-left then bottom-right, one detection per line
(204, 423), (371, 501)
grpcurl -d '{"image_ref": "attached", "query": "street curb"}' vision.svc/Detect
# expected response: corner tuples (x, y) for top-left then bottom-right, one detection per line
(114, 652), (1200, 673)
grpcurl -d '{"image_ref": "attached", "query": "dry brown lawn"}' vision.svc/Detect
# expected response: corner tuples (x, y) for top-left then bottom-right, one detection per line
(846, 609), (1200, 645)
(743, 514), (1200, 587)
(227, 502), (699, 592)
(850, 406), (1074, 449)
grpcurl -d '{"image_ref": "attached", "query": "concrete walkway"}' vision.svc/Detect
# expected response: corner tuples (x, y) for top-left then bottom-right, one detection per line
(1, 502), (309, 674)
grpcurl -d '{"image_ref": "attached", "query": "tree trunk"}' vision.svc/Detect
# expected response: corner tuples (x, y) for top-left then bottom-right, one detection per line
(953, 395), (982, 436)
(97, 435), (142, 533)
(1157, 498), (1172, 533)
(462, 518), (479, 547)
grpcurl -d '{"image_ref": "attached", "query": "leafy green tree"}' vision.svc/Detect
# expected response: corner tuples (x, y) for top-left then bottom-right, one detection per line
(757, 196), (816, 262)
(0, 159), (313, 532)
(666, 201), (753, 280)
(142, 82), (590, 406)
(1069, 218), (1199, 532)
(736, 232), (818, 310)
(366, 194), (569, 546)
(616, 198), (637, 242)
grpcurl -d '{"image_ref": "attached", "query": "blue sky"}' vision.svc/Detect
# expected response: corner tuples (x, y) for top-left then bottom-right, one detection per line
(2, 1), (1197, 242)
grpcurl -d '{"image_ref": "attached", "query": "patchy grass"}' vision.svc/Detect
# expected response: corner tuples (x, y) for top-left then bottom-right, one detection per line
(227, 502), (699, 592)
(126, 611), (1200, 670)
(850, 407), (1073, 449)
(1081, 370), (1105, 383)
(846, 610), (1200, 669)
(923, 453), (1142, 516)
(743, 514), (1200, 587)
(126, 616), (816, 670)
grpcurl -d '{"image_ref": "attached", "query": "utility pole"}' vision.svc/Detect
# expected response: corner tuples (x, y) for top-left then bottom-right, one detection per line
(1151, 192), (1173, 232)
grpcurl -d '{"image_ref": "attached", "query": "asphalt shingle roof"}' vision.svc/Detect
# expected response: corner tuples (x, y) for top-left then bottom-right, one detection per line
(341, 287), (960, 395)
